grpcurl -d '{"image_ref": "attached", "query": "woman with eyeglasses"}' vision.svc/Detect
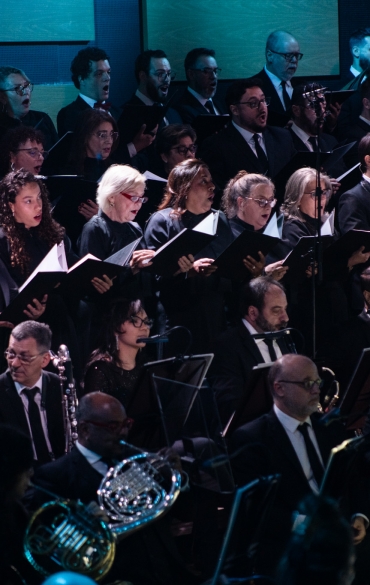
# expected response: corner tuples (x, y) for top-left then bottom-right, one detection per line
(222, 171), (289, 281)
(0, 66), (58, 151)
(145, 158), (234, 354)
(82, 298), (153, 408)
(0, 126), (48, 179)
(137, 124), (198, 225)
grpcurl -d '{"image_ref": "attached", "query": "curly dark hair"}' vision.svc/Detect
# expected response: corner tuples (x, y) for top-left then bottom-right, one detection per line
(0, 126), (44, 177)
(158, 158), (209, 216)
(70, 47), (110, 89)
(69, 108), (119, 174)
(0, 170), (65, 275)
(87, 298), (146, 367)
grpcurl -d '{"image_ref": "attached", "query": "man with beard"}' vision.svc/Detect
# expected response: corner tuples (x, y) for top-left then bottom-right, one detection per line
(174, 47), (227, 124)
(118, 50), (182, 163)
(57, 47), (119, 137)
(230, 354), (368, 578)
(0, 321), (65, 465)
(348, 28), (370, 80)
(200, 78), (296, 192)
(209, 277), (294, 425)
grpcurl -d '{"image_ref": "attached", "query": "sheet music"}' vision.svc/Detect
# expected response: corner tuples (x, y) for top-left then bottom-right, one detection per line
(19, 242), (67, 292)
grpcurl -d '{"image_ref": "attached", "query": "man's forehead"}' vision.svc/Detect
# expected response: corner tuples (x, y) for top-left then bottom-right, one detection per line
(150, 57), (170, 71)
(89, 59), (110, 72)
(276, 37), (300, 52)
(242, 87), (264, 99)
(9, 335), (37, 351)
(195, 55), (217, 67)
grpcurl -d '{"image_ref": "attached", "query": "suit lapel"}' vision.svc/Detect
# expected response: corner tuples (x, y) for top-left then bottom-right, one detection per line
(3, 372), (30, 435)
(238, 323), (265, 364)
(263, 128), (276, 175)
(226, 125), (262, 174)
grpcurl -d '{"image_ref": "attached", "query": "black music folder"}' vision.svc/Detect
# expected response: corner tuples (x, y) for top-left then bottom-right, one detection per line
(144, 211), (218, 276)
(214, 229), (280, 280)
(324, 90), (355, 106)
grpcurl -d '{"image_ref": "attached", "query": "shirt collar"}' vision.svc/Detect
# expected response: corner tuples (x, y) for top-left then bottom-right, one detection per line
(242, 319), (258, 336)
(75, 440), (102, 465)
(135, 89), (154, 106)
(232, 120), (262, 143)
(274, 403), (312, 432)
(187, 86), (212, 107)
(363, 174), (370, 184)
(15, 373), (43, 396)
(79, 93), (98, 108)
(350, 65), (362, 77)
(290, 121), (313, 144)
(359, 115), (370, 127)
(264, 66), (293, 90)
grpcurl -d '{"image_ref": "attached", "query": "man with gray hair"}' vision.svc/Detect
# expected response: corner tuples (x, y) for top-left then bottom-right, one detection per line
(230, 354), (368, 576)
(0, 321), (65, 464)
(252, 30), (302, 123)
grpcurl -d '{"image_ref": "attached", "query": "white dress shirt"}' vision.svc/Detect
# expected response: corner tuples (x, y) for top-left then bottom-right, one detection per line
(264, 66), (293, 110)
(15, 374), (53, 460)
(75, 440), (109, 475)
(232, 121), (267, 157)
(242, 319), (282, 363)
(187, 87), (220, 115)
(274, 404), (323, 493)
(290, 122), (318, 152)
(79, 93), (101, 108)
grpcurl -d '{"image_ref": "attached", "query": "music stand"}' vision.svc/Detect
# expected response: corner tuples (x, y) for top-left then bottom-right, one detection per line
(210, 475), (281, 585)
(126, 354), (214, 449)
(222, 363), (272, 440)
(339, 348), (370, 433)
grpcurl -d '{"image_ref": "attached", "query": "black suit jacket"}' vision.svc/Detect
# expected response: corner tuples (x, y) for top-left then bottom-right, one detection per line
(253, 68), (292, 122)
(57, 95), (120, 137)
(33, 447), (190, 585)
(338, 180), (370, 234)
(209, 323), (293, 424)
(200, 122), (296, 191)
(0, 370), (65, 460)
(230, 408), (369, 573)
(174, 88), (227, 125)
(288, 127), (347, 178)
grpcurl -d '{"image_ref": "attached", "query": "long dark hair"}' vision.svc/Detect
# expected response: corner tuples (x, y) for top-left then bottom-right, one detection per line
(158, 158), (209, 216)
(69, 108), (119, 174)
(0, 170), (65, 275)
(87, 298), (145, 366)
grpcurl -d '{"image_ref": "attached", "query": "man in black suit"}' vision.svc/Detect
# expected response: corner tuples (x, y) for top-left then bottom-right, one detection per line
(339, 78), (370, 168)
(209, 277), (295, 425)
(200, 77), (296, 192)
(0, 321), (65, 464)
(174, 48), (227, 125)
(251, 30), (301, 125)
(348, 28), (370, 81)
(338, 133), (370, 234)
(57, 47), (118, 137)
(32, 392), (193, 585)
(230, 354), (369, 577)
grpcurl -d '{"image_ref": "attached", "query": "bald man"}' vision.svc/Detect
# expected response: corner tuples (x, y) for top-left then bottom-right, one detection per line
(252, 30), (302, 124)
(32, 393), (193, 585)
(230, 354), (369, 577)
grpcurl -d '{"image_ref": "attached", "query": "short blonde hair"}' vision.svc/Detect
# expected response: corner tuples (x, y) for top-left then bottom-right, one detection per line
(96, 164), (146, 213)
(281, 167), (331, 221)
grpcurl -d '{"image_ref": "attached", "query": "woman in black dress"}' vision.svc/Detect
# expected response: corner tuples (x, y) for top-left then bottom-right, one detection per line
(145, 158), (234, 354)
(82, 298), (152, 408)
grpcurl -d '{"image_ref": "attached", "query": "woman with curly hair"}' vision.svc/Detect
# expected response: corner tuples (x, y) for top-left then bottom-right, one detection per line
(144, 158), (233, 354)
(0, 125), (47, 178)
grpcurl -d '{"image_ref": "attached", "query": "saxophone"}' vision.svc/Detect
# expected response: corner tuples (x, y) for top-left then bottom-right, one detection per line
(50, 344), (78, 453)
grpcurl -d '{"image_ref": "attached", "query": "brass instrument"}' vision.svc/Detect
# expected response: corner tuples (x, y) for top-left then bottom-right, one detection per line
(50, 344), (78, 453)
(24, 447), (181, 580)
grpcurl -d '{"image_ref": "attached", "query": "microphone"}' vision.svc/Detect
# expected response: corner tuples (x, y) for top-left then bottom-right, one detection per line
(252, 328), (293, 341)
(137, 333), (169, 343)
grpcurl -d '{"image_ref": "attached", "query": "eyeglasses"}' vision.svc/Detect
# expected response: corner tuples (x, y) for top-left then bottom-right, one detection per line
(93, 131), (119, 141)
(170, 144), (197, 156)
(120, 192), (148, 204)
(236, 97), (271, 109)
(152, 70), (176, 82)
(304, 189), (331, 199)
(129, 315), (153, 328)
(190, 67), (222, 76)
(5, 349), (46, 365)
(269, 50), (304, 62)
(16, 148), (48, 159)
(1, 82), (34, 96)
(278, 379), (324, 391)
(244, 197), (277, 208)
(84, 418), (134, 432)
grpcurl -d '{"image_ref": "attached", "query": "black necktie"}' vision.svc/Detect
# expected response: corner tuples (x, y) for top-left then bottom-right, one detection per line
(308, 136), (318, 151)
(297, 422), (324, 487)
(204, 99), (216, 115)
(23, 388), (51, 464)
(252, 134), (269, 175)
(262, 337), (278, 361)
(280, 80), (291, 111)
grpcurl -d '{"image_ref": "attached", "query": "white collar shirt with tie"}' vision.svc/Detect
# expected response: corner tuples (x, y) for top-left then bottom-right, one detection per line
(263, 66), (293, 110)
(242, 319), (282, 363)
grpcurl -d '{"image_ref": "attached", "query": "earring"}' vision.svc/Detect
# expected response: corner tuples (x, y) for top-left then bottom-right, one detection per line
(115, 334), (119, 350)
(109, 201), (115, 208)
(10, 162), (15, 172)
